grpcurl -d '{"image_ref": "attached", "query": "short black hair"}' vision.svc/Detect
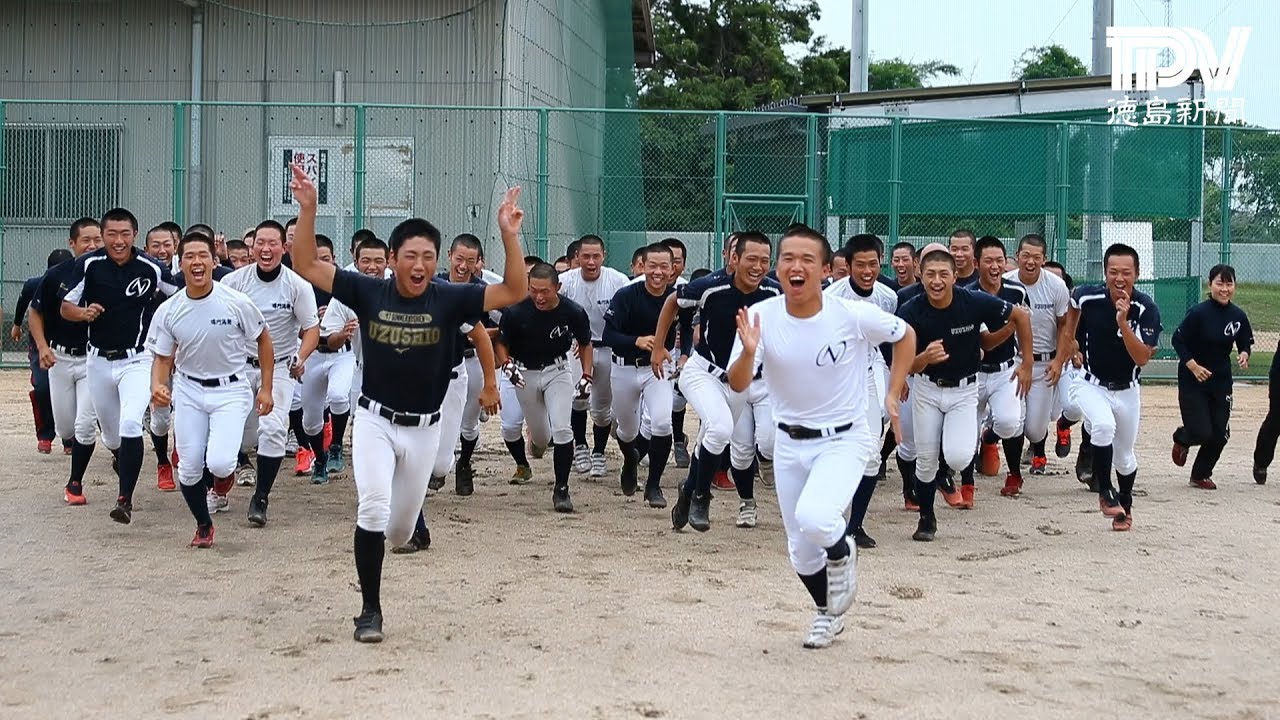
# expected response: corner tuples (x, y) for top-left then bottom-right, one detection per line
(226, 239), (248, 252)
(254, 220), (286, 241)
(145, 224), (172, 240)
(552, 255), (568, 266)
(315, 234), (334, 253)
(643, 243), (673, 262)
(101, 208), (138, 233)
(350, 228), (377, 252)
(1017, 233), (1048, 254)
(891, 241), (917, 258)
(525, 254), (545, 266)
(732, 231), (771, 258)
(833, 245), (853, 263)
(846, 233), (882, 258)
(355, 236), (389, 258)
(659, 237), (687, 261)
(285, 217), (298, 230)
(975, 235), (1006, 258)
(178, 231), (216, 257)
(578, 235), (605, 252)
(920, 249), (956, 271)
(948, 228), (976, 247)
(566, 239), (583, 260)
(690, 268), (712, 281)
(450, 233), (483, 256)
(1104, 243), (1140, 274)
(186, 223), (215, 240)
(528, 262), (559, 284)
(388, 218), (443, 255)
(631, 247), (646, 265)
(47, 249), (73, 268)
(1208, 263), (1236, 284)
(158, 221), (183, 238)
(69, 217), (100, 240)
(1043, 261), (1072, 289)
(780, 224), (833, 265)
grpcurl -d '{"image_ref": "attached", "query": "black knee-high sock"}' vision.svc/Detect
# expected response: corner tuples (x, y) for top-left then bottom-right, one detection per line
(553, 442), (573, 489)
(324, 407), (331, 424)
(1116, 471), (1136, 511)
(592, 423), (611, 454)
(618, 437), (636, 463)
(571, 409), (587, 447)
(960, 458), (976, 487)
(306, 432), (326, 470)
(881, 428), (897, 461)
(634, 434), (650, 461)
(982, 427), (999, 445)
(68, 441), (95, 487)
(505, 439), (529, 467)
(799, 570), (827, 609)
(288, 409), (305, 447)
(331, 411), (350, 448)
(825, 535), (850, 561)
(647, 434), (672, 488)
(179, 480), (213, 527)
(255, 455), (284, 499)
(151, 431), (170, 466)
(847, 474), (877, 534)
(459, 436), (478, 466)
(1081, 426), (1092, 446)
(353, 526), (385, 614)
(693, 444), (719, 494)
(682, 451), (699, 493)
(1058, 415), (1077, 430)
(897, 456), (917, 499)
(1092, 443), (1115, 496)
(719, 448), (731, 471)
(1029, 437), (1047, 458)
(237, 451), (250, 467)
(202, 468), (215, 490)
(117, 435), (144, 501)
(414, 510), (428, 536)
(915, 475), (938, 517)
(732, 460), (756, 500)
(672, 410), (687, 444)
(1003, 436), (1024, 476)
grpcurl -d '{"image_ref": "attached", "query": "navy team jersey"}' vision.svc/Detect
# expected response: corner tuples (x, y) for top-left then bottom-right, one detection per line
(498, 296), (591, 368)
(30, 261), (88, 353)
(897, 286), (1013, 383)
(331, 269), (486, 414)
(1171, 299), (1251, 391)
(60, 247), (177, 352)
(603, 282), (687, 364)
(971, 278), (1029, 367)
(677, 272), (781, 368)
(1071, 285), (1161, 385)
(13, 275), (42, 347)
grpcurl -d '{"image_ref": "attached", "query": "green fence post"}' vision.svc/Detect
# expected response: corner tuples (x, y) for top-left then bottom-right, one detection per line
(714, 112), (727, 258)
(536, 108), (549, 259)
(1055, 122), (1071, 263)
(353, 104), (366, 232)
(0, 99), (6, 332)
(1220, 126), (1233, 265)
(172, 102), (187, 228)
(887, 117), (903, 245)
(805, 114), (819, 228)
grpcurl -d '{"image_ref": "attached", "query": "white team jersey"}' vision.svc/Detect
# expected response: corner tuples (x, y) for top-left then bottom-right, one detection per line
(146, 283), (266, 378)
(628, 273), (687, 287)
(320, 296), (360, 361)
(824, 277), (898, 314)
(1004, 268), (1069, 353)
(560, 266), (631, 341)
(730, 295), (907, 428)
(222, 264), (319, 359)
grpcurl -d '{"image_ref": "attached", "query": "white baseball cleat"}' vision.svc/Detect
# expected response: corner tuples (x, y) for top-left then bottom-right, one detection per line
(206, 488), (221, 515)
(589, 453), (606, 478)
(573, 445), (591, 474)
(236, 463), (257, 487)
(826, 548), (858, 616)
(802, 612), (845, 649)
(735, 499), (758, 528)
(285, 430), (298, 455)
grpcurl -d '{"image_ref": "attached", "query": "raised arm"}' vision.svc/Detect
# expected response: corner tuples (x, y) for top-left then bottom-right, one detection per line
(482, 187), (530, 312)
(286, 163), (336, 293)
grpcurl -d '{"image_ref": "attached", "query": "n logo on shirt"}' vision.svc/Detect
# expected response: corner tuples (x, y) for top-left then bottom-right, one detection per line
(125, 277), (152, 298)
(1224, 321), (1241, 337)
(550, 325), (569, 339)
(816, 340), (848, 367)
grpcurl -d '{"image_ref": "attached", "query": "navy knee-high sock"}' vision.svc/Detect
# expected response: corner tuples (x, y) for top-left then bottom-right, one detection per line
(255, 455), (284, 499)
(571, 409), (588, 447)
(353, 527), (385, 614)
(647, 435), (672, 488)
(459, 437), (478, 466)
(68, 441), (95, 488)
(799, 570), (827, 609)
(505, 439), (529, 467)
(288, 409), (305, 447)
(847, 474), (877, 534)
(331, 411), (350, 449)
(592, 423), (611, 454)
(117, 436), (144, 501)
(306, 432), (327, 470)
(179, 480), (212, 527)
(553, 442), (573, 489)
(732, 460), (756, 500)
(151, 431), (170, 466)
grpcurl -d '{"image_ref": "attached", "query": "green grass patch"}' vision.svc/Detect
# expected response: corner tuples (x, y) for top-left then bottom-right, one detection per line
(1225, 283), (1280, 334)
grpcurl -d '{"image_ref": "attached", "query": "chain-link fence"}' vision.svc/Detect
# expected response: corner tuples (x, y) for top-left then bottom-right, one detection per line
(2, 100), (1276, 376)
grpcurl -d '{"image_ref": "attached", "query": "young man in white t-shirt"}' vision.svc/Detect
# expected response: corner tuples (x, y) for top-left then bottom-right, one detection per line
(727, 226), (915, 650)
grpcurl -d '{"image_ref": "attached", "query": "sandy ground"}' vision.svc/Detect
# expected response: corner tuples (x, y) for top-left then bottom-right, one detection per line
(0, 369), (1278, 720)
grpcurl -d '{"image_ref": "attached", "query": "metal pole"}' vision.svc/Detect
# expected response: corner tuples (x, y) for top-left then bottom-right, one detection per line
(805, 114), (819, 227)
(1092, 0), (1114, 75)
(888, 117), (902, 245)
(172, 102), (187, 227)
(353, 104), (366, 232)
(713, 112), (727, 261)
(1055, 122), (1071, 263)
(536, 108), (549, 259)
(1220, 126), (1233, 265)
(849, 0), (869, 92)
(0, 99), (7, 326)
(188, 5), (203, 223)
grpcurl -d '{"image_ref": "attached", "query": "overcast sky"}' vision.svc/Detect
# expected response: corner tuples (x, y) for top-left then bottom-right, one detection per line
(806, 0), (1274, 126)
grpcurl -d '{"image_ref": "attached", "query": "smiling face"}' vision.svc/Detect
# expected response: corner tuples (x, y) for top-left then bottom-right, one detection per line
(776, 235), (829, 304)
(949, 235), (975, 276)
(102, 219), (136, 264)
(356, 248), (387, 278)
(449, 244), (480, 283)
(180, 239), (215, 294)
(228, 247), (251, 269)
(830, 254), (849, 280)
(921, 257), (956, 305)
(253, 227), (285, 271)
(891, 247), (914, 281)
(70, 225), (103, 257)
(1105, 253), (1137, 297)
(731, 239), (771, 292)
(666, 245), (685, 279)
(1017, 242), (1046, 279)
(849, 249), (881, 292)
(642, 250), (671, 294)
(1209, 274), (1235, 305)
(980, 246), (1006, 285)
(392, 236), (438, 298)
(145, 230), (175, 264)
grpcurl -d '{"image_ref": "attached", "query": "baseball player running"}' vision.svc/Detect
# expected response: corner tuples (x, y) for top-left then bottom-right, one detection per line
(288, 164), (527, 643)
(603, 243), (690, 504)
(559, 235), (629, 478)
(1060, 243), (1161, 532)
(28, 218), (103, 503)
(824, 234), (897, 548)
(495, 263), (592, 512)
(147, 232), (274, 547)
(300, 235), (348, 482)
(224, 220), (320, 526)
(726, 225), (915, 649)
(970, 236), (1033, 500)
(14, 256), (65, 453)
(1170, 264), (1251, 489)
(59, 208), (177, 523)
(658, 231), (779, 531)
(896, 248), (1029, 541)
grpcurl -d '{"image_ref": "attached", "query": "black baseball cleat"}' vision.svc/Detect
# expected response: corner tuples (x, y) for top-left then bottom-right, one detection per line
(247, 494), (269, 527)
(852, 527), (877, 549)
(671, 485), (692, 530)
(672, 441), (690, 469)
(455, 463), (474, 497)
(109, 496), (132, 525)
(912, 515), (937, 542)
(644, 483), (666, 509)
(427, 475), (446, 492)
(619, 449), (638, 496)
(552, 486), (574, 513)
(1254, 464), (1267, 485)
(688, 491), (711, 532)
(391, 528), (431, 554)
(353, 610), (384, 643)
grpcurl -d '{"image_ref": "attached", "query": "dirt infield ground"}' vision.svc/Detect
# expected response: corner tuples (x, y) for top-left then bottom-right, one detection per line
(0, 369), (1277, 719)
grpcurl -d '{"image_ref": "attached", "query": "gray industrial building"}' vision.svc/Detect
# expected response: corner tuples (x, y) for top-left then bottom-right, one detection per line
(0, 0), (654, 283)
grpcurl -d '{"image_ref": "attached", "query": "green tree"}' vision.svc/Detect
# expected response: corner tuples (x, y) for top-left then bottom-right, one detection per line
(797, 48), (961, 95)
(868, 58), (961, 90)
(1014, 45), (1088, 80)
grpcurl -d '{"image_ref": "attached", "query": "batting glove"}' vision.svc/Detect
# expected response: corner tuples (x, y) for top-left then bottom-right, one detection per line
(501, 359), (526, 389)
(575, 376), (592, 400)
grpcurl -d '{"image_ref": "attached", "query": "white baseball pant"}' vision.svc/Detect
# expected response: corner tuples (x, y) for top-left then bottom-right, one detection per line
(1023, 359), (1058, 444)
(612, 362), (673, 442)
(730, 377), (774, 469)
(1067, 376), (1141, 475)
(290, 373), (304, 413)
(49, 350), (97, 445)
(241, 363), (296, 458)
(301, 351), (356, 436)
(514, 361), (575, 447)
(498, 373), (525, 443)
(349, 360), (363, 423)
(895, 377), (917, 462)
(774, 423), (875, 575)
(910, 377), (980, 485)
(977, 361), (1024, 440)
(172, 375), (253, 485)
(149, 402), (173, 437)
(432, 364), (467, 478)
(861, 367), (884, 476)
(571, 346), (614, 426)
(680, 354), (746, 455)
(88, 351), (153, 450)
(1057, 365), (1083, 423)
(460, 354), (484, 442)
(352, 402), (443, 545)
